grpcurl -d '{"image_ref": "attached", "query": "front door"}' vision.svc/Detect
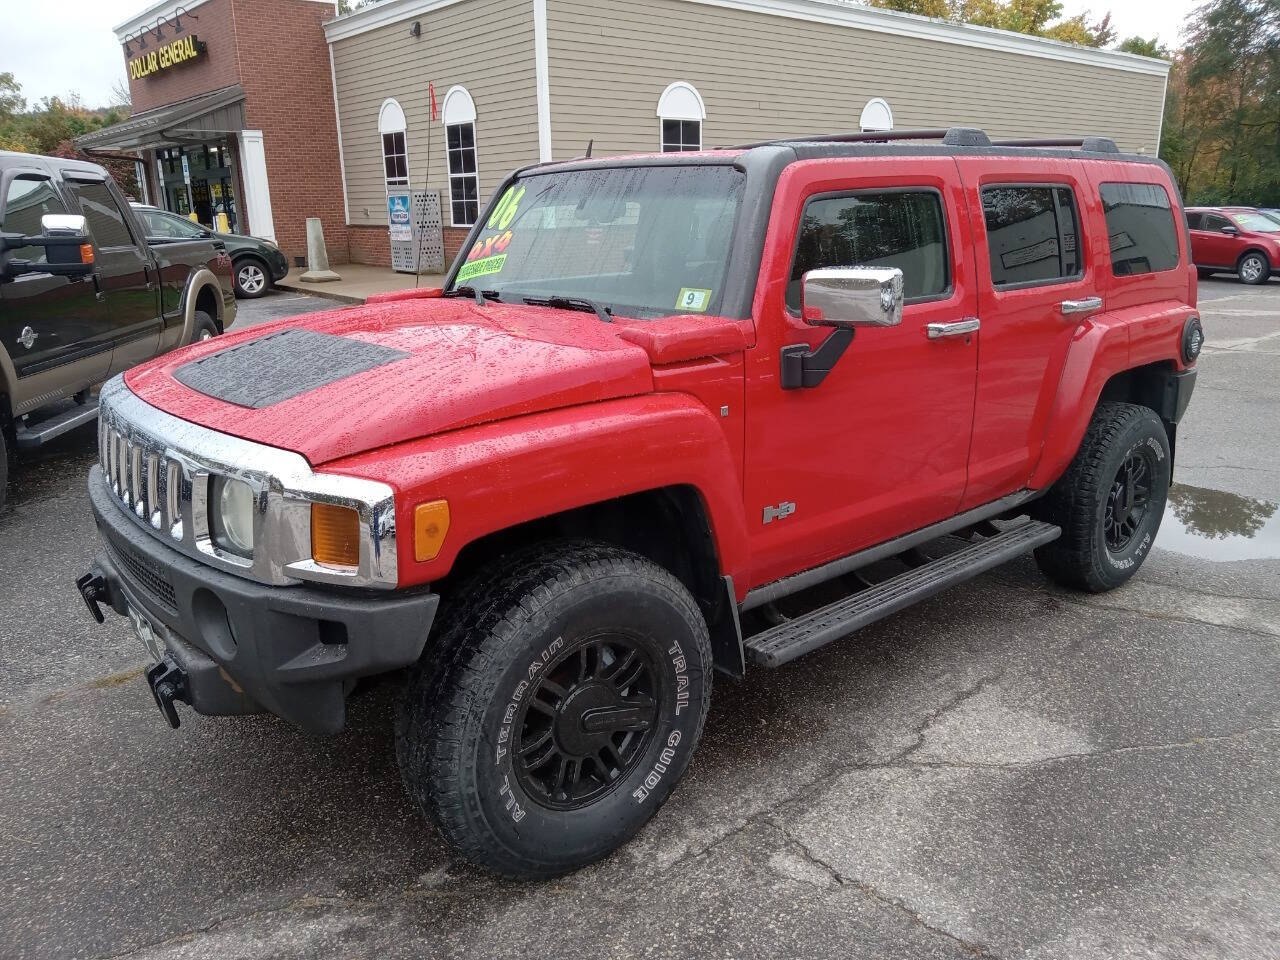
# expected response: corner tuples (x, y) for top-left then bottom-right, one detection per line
(743, 157), (979, 589)
(0, 169), (112, 391)
(64, 176), (161, 376)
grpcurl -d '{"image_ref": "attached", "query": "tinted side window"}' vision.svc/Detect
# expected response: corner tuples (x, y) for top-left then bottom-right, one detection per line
(143, 210), (202, 239)
(788, 190), (950, 311)
(1, 175), (69, 263)
(68, 180), (134, 248)
(1100, 182), (1180, 276)
(982, 185), (1081, 287)
(1185, 212), (1203, 230)
(1203, 214), (1230, 232)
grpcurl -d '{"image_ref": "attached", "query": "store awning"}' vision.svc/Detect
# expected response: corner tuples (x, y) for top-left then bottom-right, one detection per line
(76, 85), (246, 152)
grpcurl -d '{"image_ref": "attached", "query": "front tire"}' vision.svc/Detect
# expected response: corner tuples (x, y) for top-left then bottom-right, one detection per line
(1033, 402), (1171, 592)
(0, 424), (9, 514)
(397, 541), (713, 877)
(233, 257), (271, 298)
(1238, 251), (1270, 285)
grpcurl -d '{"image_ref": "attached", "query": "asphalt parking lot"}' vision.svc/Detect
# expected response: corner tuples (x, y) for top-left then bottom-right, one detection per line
(1, 281), (1277, 960)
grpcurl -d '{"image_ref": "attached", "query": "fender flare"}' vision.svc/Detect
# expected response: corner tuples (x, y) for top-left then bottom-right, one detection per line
(324, 393), (754, 593)
(178, 267), (224, 345)
(0, 345), (17, 419)
(1029, 319), (1130, 490)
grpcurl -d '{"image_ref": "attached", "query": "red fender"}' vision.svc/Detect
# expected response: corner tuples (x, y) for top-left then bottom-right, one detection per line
(322, 392), (752, 590)
(1029, 316), (1130, 490)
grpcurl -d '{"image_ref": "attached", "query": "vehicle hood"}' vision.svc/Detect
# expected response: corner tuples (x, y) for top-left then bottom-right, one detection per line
(124, 298), (661, 464)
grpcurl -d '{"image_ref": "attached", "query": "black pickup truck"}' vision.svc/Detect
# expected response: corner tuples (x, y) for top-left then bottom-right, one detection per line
(0, 151), (236, 511)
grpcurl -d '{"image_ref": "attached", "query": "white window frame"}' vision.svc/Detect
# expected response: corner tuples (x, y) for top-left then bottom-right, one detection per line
(657, 81), (705, 153)
(441, 85), (479, 228)
(859, 97), (894, 133)
(378, 97), (409, 191)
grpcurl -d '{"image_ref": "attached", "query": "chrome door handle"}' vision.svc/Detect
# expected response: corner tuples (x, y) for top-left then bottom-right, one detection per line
(1061, 296), (1103, 315)
(926, 318), (980, 340)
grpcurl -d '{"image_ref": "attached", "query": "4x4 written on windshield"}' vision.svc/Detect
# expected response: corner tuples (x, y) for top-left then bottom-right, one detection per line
(451, 165), (746, 319)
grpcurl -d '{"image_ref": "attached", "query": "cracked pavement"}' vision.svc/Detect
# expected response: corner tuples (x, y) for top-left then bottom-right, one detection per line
(1, 282), (1278, 959)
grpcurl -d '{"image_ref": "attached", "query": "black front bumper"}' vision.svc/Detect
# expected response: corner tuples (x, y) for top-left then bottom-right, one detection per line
(86, 467), (438, 733)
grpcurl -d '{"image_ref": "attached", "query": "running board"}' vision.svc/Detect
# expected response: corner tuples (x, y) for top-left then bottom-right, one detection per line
(15, 399), (99, 449)
(744, 520), (1061, 668)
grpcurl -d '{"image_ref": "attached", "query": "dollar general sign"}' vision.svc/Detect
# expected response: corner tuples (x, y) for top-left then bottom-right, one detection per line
(128, 35), (207, 80)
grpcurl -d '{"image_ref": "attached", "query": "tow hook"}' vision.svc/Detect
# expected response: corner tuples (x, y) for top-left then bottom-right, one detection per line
(75, 572), (109, 624)
(146, 657), (190, 729)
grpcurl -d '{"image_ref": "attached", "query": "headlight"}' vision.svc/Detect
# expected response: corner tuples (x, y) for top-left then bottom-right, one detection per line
(211, 476), (255, 556)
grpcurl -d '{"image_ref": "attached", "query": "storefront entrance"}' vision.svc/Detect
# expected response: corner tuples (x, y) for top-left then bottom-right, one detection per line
(156, 143), (239, 233)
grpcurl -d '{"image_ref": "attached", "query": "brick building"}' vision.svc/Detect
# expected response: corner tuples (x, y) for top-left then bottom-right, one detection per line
(79, 0), (348, 265)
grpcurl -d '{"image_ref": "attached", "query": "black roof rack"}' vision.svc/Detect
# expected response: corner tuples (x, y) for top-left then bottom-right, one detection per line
(989, 136), (1121, 153)
(727, 127), (993, 149)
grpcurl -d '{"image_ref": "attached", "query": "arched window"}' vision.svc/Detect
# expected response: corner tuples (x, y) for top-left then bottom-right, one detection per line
(859, 98), (894, 133)
(441, 85), (479, 226)
(379, 98), (409, 189)
(657, 81), (705, 153)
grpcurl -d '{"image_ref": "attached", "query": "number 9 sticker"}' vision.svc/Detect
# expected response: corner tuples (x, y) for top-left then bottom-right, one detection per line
(676, 288), (712, 312)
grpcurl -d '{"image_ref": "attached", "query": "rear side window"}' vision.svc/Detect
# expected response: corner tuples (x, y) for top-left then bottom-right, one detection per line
(66, 179), (134, 249)
(982, 185), (1081, 288)
(1, 175), (69, 264)
(1185, 211), (1203, 230)
(1100, 182), (1180, 276)
(788, 190), (950, 311)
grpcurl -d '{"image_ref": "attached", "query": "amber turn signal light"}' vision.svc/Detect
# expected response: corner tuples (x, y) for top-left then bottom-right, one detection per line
(80, 243), (95, 264)
(312, 502), (361, 568)
(414, 500), (450, 562)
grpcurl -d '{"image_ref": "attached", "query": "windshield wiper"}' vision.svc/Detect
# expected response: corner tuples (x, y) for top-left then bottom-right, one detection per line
(443, 285), (502, 305)
(518, 294), (613, 323)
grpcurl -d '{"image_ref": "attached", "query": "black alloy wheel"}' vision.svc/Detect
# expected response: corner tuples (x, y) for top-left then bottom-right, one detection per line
(513, 634), (660, 810)
(1104, 448), (1154, 553)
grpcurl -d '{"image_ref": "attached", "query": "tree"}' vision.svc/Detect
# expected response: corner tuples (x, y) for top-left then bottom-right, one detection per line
(869, 0), (1119, 47)
(1118, 36), (1170, 58)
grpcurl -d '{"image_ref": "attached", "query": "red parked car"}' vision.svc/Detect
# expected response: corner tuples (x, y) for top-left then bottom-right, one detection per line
(79, 128), (1201, 877)
(1186, 206), (1280, 284)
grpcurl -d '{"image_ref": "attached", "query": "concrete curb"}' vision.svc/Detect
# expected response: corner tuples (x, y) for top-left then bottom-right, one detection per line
(274, 280), (366, 305)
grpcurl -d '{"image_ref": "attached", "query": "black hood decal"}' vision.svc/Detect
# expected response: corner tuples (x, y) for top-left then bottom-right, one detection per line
(174, 329), (410, 409)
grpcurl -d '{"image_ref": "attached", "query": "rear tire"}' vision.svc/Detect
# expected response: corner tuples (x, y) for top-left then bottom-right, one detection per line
(191, 310), (219, 343)
(1238, 251), (1270, 285)
(1032, 402), (1171, 592)
(397, 540), (713, 877)
(233, 257), (271, 299)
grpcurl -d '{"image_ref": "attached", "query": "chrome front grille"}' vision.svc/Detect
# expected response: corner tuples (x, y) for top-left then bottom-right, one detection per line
(95, 376), (399, 589)
(99, 416), (185, 541)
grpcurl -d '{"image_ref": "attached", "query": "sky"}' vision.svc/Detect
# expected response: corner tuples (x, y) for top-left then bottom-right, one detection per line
(2, 0), (1200, 109)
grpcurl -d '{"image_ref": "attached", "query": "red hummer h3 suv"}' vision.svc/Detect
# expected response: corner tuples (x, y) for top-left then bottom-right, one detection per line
(79, 128), (1202, 877)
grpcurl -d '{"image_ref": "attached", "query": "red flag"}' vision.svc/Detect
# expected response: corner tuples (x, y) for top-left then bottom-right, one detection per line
(429, 82), (438, 122)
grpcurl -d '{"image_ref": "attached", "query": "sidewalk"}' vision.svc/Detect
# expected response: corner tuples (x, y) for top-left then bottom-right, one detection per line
(276, 264), (448, 305)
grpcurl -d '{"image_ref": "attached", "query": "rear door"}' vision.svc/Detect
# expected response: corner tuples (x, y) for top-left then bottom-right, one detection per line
(63, 175), (161, 376)
(1193, 213), (1237, 268)
(0, 167), (112, 385)
(955, 157), (1099, 510)
(743, 156), (979, 588)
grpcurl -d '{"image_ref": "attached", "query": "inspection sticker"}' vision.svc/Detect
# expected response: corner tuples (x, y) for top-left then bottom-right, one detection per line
(676, 288), (712, 312)
(456, 254), (507, 283)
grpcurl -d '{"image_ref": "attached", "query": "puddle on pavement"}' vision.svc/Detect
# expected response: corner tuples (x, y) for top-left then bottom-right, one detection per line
(1156, 483), (1280, 561)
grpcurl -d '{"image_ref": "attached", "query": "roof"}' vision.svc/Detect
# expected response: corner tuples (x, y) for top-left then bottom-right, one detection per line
(323, 0), (1169, 76)
(114, 0), (336, 40)
(75, 86), (245, 151)
(0, 151), (110, 178)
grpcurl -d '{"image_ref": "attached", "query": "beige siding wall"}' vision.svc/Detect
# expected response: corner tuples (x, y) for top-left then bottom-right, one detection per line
(546, 0), (1167, 160)
(331, 0), (537, 227)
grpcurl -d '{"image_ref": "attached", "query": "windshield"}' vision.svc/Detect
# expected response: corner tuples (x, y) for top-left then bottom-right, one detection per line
(1232, 211), (1280, 233)
(450, 164), (745, 319)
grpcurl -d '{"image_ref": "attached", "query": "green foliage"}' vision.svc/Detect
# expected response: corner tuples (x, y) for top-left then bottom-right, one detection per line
(1160, 0), (1280, 207)
(1118, 36), (1170, 58)
(868, 0), (1116, 46)
(0, 76), (137, 194)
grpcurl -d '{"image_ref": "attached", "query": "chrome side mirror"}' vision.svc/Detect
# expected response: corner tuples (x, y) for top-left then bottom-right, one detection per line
(42, 213), (88, 236)
(801, 267), (904, 329)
